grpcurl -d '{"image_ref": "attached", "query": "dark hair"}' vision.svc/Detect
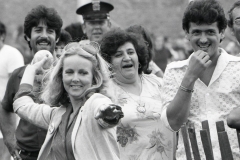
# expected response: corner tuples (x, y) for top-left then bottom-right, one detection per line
(56, 29), (72, 46)
(126, 25), (153, 74)
(24, 5), (63, 44)
(64, 22), (84, 41)
(100, 28), (149, 74)
(0, 21), (6, 41)
(228, 1), (240, 28)
(182, 0), (227, 33)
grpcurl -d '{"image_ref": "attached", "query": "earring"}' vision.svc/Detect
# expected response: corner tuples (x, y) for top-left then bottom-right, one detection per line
(108, 65), (114, 78)
(220, 34), (225, 43)
(108, 65), (112, 71)
(139, 63), (142, 69)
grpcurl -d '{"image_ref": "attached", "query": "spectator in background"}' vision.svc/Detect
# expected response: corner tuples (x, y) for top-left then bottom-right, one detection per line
(228, 1), (240, 44)
(225, 41), (240, 56)
(76, 1), (113, 43)
(0, 21), (24, 160)
(224, 1), (240, 57)
(153, 35), (172, 72)
(0, 5), (62, 160)
(64, 22), (84, 41)
(171, 38), (190, 61)
(126, 25), (164, 78)
(226, 1), (240, 129)
(13, 25), (33, 64)
(55, 29), (72, 59)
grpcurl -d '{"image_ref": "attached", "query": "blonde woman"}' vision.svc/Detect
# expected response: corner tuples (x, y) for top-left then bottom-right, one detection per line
(13, 41), (123, 160)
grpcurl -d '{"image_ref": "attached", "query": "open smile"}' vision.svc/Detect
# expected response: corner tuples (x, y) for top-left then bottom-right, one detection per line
(198, 44), (210, 51)
(70, 85), (82, 89)
(122, 64), (133, 69)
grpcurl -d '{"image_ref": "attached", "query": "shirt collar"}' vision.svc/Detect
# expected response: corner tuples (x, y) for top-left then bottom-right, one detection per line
(168, 48), (240, 69)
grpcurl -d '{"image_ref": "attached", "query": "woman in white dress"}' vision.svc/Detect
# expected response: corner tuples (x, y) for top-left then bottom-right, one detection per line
(100, 29), (176, 160)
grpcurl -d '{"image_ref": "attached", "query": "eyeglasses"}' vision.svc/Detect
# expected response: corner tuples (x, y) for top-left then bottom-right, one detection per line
(79, 40), (100, 53)
(234, 19), (240, 25)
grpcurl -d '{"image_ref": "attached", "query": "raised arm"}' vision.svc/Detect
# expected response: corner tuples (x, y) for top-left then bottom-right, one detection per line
(13, 56), (54, 130)
(162, 51), (211, 131)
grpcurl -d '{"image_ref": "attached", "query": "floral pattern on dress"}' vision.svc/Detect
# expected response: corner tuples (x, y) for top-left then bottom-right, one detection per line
(127, 155), (139, 160)
(118, 98), (128, 106)
(147, 129), (172, 159)
(136, 109), (161, 121)
(117, 123), (139, 147)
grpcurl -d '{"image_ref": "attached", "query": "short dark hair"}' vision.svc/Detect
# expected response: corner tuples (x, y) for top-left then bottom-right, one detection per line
(0, 21), (6, 41)
(228, 1), (240, 28)
(100, 28), (149, 74)
(24, 5), (63, 40)
(56, 29), (72, 46)
(182, 0), (227, 33)
(64, 22), (84, 41)
(126, 25), (153, 74)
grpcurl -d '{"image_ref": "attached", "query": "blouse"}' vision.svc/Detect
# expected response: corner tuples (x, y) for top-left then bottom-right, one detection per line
(115, 74), (176, 160)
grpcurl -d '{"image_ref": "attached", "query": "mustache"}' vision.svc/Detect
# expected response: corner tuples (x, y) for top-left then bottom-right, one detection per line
(36, 38), (50, 44)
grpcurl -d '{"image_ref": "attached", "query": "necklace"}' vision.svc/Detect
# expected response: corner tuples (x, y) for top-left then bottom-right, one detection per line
(135, 99), (146, 113)
(114, 77), (146, 114)
(121, 89), (146, 114)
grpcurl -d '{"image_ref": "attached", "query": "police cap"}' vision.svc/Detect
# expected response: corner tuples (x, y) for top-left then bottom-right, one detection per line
(76, 1), (114, 21)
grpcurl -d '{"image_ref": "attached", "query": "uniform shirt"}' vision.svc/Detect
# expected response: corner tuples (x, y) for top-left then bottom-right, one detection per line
(161, 49), (240, 160)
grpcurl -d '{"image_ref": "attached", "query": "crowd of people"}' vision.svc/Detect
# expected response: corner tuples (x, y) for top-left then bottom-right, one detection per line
(1, 0), (240, 160)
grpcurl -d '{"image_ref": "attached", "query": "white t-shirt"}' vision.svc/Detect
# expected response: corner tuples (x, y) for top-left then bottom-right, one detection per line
(0, 44), (23, 138)
(0, 44), (24, 100)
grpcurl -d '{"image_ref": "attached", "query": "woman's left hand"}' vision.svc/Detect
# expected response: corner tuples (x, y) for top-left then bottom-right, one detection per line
(95, 104), (124, 121)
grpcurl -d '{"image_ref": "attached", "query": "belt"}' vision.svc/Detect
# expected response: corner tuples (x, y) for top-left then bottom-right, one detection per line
(19, 150), (39, 157)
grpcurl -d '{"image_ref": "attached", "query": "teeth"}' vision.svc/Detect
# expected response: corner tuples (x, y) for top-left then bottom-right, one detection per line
(123, 64), (133, 68)
(70, 85), (81, 88)
(39, 42), (48, 45)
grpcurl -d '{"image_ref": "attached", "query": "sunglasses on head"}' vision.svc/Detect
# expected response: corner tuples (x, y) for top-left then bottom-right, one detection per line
(64, 40), (100, 56)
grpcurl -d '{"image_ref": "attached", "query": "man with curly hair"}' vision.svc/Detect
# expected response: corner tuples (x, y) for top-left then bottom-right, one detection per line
(0, 5), (62, 160)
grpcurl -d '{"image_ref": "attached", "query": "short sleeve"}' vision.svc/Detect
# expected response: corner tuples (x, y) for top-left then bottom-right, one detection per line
(1, 67), (24, 112)
(7, 48), (24, 74)
(161, 66), (179, 111)
(149, 61), (161, 74)
(13, 84), (34, 102)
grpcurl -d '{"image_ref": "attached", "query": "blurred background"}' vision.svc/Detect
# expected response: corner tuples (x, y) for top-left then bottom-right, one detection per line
(0, 0), (239, 66)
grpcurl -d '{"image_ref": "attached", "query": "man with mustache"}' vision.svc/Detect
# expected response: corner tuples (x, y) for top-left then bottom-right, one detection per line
(76, 0), (113, 43)
(0, 5), (62, 160)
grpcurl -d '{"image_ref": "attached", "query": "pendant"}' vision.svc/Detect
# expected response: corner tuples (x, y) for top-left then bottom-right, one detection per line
(136, 102), (146, 113)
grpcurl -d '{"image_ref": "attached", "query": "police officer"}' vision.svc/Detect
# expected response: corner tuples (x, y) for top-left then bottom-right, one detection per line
(76, 1), (113, 42)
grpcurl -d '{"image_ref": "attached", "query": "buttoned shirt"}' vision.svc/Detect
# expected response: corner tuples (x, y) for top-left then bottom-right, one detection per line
(161, 49), (240, 160)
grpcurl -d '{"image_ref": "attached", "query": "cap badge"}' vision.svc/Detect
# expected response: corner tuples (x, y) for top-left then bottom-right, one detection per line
(92, 0), (100, 11)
